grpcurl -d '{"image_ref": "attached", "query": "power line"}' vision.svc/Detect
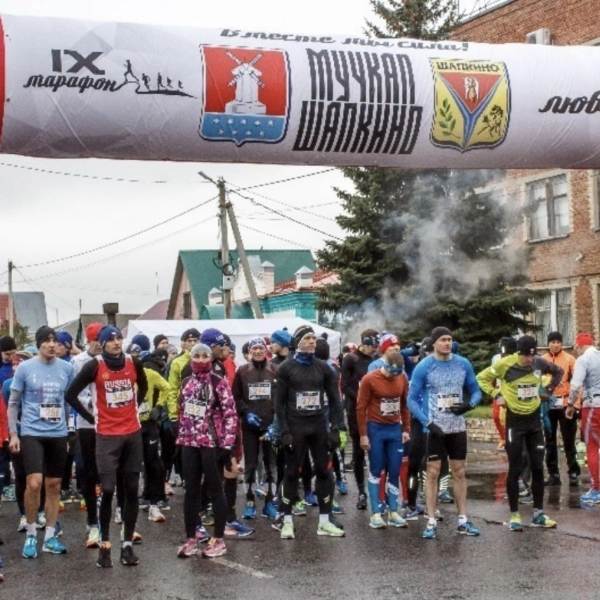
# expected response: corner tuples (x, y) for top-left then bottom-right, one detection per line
(15, 266), (80, 314)
(19, 196), (217, 268)
(238, 222), (319, 250)
(234, 168), (337, 192)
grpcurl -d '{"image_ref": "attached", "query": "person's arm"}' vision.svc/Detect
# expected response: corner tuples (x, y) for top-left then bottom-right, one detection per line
(64, 360), (96, 424)
(407, 363), (429, 428)
(356, 375), (370, 438)
(231, 369), (249, 418)
(154, 374), (171, 409)
(400, 375), (410, 431)
(341, 354), (356, 400)
(569, 356), (588, 406)
(0, 393), (7, 443)
(274, 363), (290, 435)
(132, 357), (148, 405)
(465, 362), (483, 407)
(535, 357), (564, 394)
(7, 389), (20, 437)
(323, 361), (342, 429)
(167, 358), (182, 419)
(476, 363), (501, 399)
(215, 379), (238, 448)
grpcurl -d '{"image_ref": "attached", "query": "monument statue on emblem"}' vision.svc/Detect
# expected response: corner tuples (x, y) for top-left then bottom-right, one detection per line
(225, 52), (267, 115)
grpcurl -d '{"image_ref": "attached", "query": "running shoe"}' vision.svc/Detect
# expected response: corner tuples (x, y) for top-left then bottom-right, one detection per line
(389, 511), (408, 528)
(114, 508), (123, 524)
(438, 491), (454, 503)
(262, 502), (278, 520)
(120, 527), (143, 544)
(86, 526), (101, 549)
(138, 497), (150, 510)
(509, 513), (524, 532)
(201, 508), (214, 526)
(42, 536), (67, 554)
(401, 507), (420, 521)
(165, 483), (175, 496)
(22, 535), (37, 558)
(457, 521), (480, 536)
(79, 499), (87, 511)
(519, 494), (534, 505)
(317, 520), (345, 537)
(242, 501), (257, 520)
(195, 525), (210, 544)
(201, 538), (227, 558)
(329, 514), (344, 530)
(224, 520), (255, 538)
(356, 493), (368, 510)
(177, 538), (198, 558)
(369, 513), (387, 529)
(292, 500), (307, 516)
(530, 513), (557, 528)
(120, 545), (139, 566)
(17, 516), (27, 532)
(271, 514), (284, 532)
(544, 475), (561, 487)
(36, 511), (46, 529)
(60, 489), (73, 504)
(280, 522), (295, 539)
(518, 481), (530, 497)
(174, 474), (183, 487)
(336, 479), (349, 495)
(254, 485), (266, 498)
(96, 543), (112, 568)
(304, 491), (318, 507)
(422, 523), (437, 539)
(580, 489), (600, 504)
(332, 500), (344, 514)
(157, 499), (170, 511)
(1, 486), (15, 502)
(148, 506), (166, 522)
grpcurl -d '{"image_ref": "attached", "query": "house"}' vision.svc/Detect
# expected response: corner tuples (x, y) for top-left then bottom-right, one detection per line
(167, 249), (317, 320)
(0, 292), (48, 336)
(57, 313), (140, 340)
(453, 0), (600, 345)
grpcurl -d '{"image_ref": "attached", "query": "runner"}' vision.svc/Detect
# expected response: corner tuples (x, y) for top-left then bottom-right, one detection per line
(176, 343), (237, 558)
(341, 330), (378, 510)
(477, 335), (563, 532)
(565, 333), (600, 503)
(65, 325), (148, 567)
(357, 351), (410, 529)
(542, 331), (579, 487)
(408, 327), (482, 539)
(270, 329), (292, 366)
(276, 325), (344, 539)
(233, 337), (278, 520)
(153, 334), (170, 352)
(492, 337), (517, 452)
(8, 326), (94, 558)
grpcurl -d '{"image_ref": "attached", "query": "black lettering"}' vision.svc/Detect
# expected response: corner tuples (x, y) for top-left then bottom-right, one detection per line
(335, 103), (357, 152)
(349, 52), (367, 103)
(43, 75), (56, 88)
(306, 49), (333, 101)
(586, 91), (600, 114)
(569, 97), (588, 113)
(319, 37), (336, 44)
(77, 76), (94, 93)
(220, 29), (240, 37)
(93, 78), (106, 90)
(366, 104), (388, 153)
(103, 79), (120, 92)
(51, 49), (62, 72)
(66, 76), (79, 88)
(332, 51), (350, 102)
(350, 103), (373, 153)
(293, 101), (321, 151)
(318, 102), (341, 152)
(64, 50), (105, 75)
(268, 33), (282, 40)
(23, 75), (43, 88)
(364, 53), (382, 104)
(381, 54), (398, 105)
(51, 75), (67, 92)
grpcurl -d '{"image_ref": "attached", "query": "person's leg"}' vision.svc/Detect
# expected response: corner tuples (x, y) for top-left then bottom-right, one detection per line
(366, 422), (386, 514)
(407, 421), (425, 509)
(159, 423), (176, 482)
(41, 437), (68, 530)
(261, 438), (277, 502)
(384, 425), (403, 513)
(243, 429), (260, 503)
(96, 435), (122, 543)
(21, 437), (44, 528)
(505, 411), (526, 513)
(347, 401), (365, 495)
(79, 429), (99, 526)
(281, 428), (306, 516)
(525, 421), (546, 510)
(545, 409), (560, 479)
(449, 460), (466, 515)
(308, 426), (334, 516)
(201, 447), (227, 539)
(559, 410), (580, 478)
(424, 460), (441, 519)
(142, 424), (166, 507)
(13, 450), (26, 516)
(301, 452), (313, 496)
(181, 446), (203, 539)
(584, 408), (600, 490)
(121, 432), (143, 544)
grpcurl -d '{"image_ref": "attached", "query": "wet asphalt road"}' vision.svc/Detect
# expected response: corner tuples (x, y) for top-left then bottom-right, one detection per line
(1, 445), (599, 600)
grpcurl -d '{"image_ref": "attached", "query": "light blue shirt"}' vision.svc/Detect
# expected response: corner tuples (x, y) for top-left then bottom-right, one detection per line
(10, 357), (74, 437)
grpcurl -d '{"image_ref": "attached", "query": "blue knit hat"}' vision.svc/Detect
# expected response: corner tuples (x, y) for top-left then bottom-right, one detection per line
(99, 325), (122, 347)
(131, 334), (150, 352)
(56, 331), (73, 349)
(271, 328), (292, 348)
(201, 328), (226, 348)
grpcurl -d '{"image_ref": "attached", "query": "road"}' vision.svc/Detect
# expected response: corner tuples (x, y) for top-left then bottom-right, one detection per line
(1, 444), (598, 600)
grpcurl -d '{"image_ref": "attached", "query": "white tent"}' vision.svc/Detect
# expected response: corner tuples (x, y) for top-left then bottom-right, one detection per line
(126, 318), (341, 364)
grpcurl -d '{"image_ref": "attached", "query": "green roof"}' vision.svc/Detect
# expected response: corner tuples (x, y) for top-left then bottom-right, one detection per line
(199, 303), (254, 320)
(179, 249), (315, 313)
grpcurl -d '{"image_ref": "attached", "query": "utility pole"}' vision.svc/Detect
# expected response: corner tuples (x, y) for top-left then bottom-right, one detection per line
(227, 202), (264, 318)
(217, 178), (233, 319)
(7, 260), (14, 337)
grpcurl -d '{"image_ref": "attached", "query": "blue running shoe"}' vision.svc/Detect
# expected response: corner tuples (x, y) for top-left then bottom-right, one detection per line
(55, 521), (63, 538)
(254, 485), (266, 498)
(332, 500), (344, 515)
(224, 520), (255, 538)
(422, 523), (436, 539)
(22, 535), (37, 559)
(438, 490), (454, 504)
(195, 525), (210, 544)
(401, 507), (420, 521)
(262, 502), (278, 520)
(336, 479), (349, 495)
(457, 521), (480, 536)
(292, 501), (307, 516)
(580, 489), (600, 504)
(242, 502), (257, 520)
(43, 536), (67, 554)
(304, 491), (318, 507)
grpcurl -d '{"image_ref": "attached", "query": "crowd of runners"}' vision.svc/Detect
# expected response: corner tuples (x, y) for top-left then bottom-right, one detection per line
(0, 320), (598, 581)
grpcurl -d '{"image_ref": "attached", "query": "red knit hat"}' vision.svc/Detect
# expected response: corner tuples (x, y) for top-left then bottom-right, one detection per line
(380, 333), (400, 353)
(576, 332), (594, 347)
(85, 322), (104, 343)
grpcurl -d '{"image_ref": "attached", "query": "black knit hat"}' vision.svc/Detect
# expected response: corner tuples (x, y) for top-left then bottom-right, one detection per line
(315, 336), (330, 360)
(35, 326), (57, 349)
(0, 336), (16, 352)
(430, 327), (452, 344)
(181, 328), (201, 342)
(547, 331), (563, 344)
(500, 336), (517, 355)
(153, 334), (168, 349)
(293, 324), (315, 348)
(517, 335), (537, 356)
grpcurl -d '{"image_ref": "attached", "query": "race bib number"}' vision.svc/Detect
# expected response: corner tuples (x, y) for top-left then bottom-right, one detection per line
(105, 383), (134, 408)
(517, 384), (538, 400)
(437, 393), (459, 412)
(249, 382), (271, 401)
(551, 396), (564, 409)
(296, 391), (320, 411)
(184, 400), (207, 420)
(381, 398), (400, 416)
(68, 414), (76, 431)
(40, 403), (63, 422)
(138, 402), (150, 418)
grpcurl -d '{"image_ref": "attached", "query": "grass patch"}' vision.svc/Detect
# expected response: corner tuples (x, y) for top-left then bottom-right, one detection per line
(466, 405), (492, 419)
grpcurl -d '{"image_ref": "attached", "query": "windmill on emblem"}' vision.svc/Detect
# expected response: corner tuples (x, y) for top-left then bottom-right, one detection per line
(225, 51), (267, 115)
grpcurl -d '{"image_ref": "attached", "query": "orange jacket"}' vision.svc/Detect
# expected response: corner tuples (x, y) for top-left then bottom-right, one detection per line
(542, 349), (575, 400)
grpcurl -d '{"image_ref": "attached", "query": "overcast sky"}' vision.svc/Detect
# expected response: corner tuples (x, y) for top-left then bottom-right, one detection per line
(0, 0), (480, 327)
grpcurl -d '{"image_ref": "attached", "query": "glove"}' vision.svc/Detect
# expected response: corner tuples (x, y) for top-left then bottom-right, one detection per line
(281, 431), (294, 453)
(426, 421), (444, 437)
(149, 407), (162, 422)
(220, 448), (233, 471)
(262, 422), (281, 445)
(339, 430), (348, 452)
(449, 402), (472, 416)
(246, 413), (262, 428)
(328, 428), (340, 451)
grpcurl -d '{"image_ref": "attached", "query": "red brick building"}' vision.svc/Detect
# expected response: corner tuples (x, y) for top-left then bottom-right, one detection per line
(454, 0), (600, 345)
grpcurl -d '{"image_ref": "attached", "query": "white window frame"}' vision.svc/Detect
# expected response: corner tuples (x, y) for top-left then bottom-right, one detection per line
(526, 173), (570, 242)
(532, 286), (574, 346)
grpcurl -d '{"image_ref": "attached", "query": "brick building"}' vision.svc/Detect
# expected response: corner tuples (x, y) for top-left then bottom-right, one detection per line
(454, 0), (600, 346)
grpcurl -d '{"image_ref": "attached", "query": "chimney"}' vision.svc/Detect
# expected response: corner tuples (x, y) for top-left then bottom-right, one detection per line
(295, 266), (314, 289)
(261, 261), (275, 294)
(102, 302), (119, 326)
(208, 287), (223, 306)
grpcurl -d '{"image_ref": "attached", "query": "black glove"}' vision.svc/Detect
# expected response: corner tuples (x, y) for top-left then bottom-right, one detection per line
(220, 448), (233, 471)
(328, 428), (340, 451)
(149, 407), (161, 422)
(281, 431), (294, 453)
(427, 421), (444, 437)
(449, 402), (472, 416)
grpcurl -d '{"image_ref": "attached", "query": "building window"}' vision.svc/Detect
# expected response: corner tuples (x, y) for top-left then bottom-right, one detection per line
(183, 292), (192, 319)
(528, 174), (569, 241)
(533, 288), (573, 345)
